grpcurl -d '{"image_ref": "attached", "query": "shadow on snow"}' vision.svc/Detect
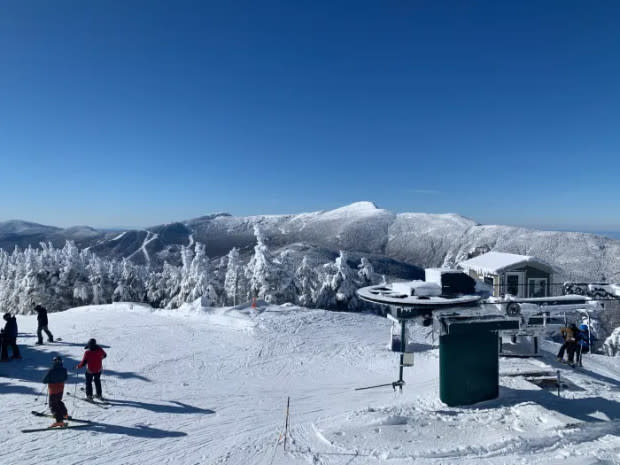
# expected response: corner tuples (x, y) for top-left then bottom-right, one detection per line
(104, 398), (215, 415)
(0, 340), (150, 386)
(72, 421), (188, 438)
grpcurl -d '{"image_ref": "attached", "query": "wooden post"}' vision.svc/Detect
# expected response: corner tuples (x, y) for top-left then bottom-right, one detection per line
(283, 397), (290, 451)
(398, 320), (406, 390)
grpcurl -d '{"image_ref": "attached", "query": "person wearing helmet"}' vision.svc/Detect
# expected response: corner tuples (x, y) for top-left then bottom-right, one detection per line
(576, 323), (591, 367)
(42, 356), (69, 427)
(76, 338), (107, 400)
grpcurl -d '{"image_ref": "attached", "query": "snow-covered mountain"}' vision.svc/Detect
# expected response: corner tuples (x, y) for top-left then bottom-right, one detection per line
(3, 201), (620, 281)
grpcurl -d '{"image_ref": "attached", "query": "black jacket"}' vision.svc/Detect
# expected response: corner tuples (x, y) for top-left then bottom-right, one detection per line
(42, 365), (68, 384)
(3, 317), (17, 339)
(35, 306), (48, 326)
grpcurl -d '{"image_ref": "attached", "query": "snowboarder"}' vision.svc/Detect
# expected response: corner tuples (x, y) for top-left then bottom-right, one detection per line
(557, 323), (578, 365)
(2, 313), (21, 360)
(76, 338), (107, 400)
(42, 356), (69, 427)
(34, 304), (54, 345)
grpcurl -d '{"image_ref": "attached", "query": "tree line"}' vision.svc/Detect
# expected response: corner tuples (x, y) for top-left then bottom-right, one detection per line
(0, 226), (381, 314)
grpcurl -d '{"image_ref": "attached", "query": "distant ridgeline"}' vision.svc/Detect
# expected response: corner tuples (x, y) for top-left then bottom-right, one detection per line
(0, 226), (403, 314)
(2, 204), (620, 314)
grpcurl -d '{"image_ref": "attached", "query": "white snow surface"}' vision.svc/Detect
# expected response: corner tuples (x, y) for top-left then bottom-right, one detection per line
(1, 302), (619, 465)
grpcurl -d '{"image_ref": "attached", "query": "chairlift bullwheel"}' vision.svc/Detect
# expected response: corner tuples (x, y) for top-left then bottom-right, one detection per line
(506, 302), (521, 317)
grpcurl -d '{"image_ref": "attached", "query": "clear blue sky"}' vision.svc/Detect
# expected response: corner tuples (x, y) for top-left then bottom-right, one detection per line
(1, 1), (619, 230)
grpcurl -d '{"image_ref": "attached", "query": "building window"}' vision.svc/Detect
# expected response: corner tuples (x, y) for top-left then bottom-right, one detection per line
(528, 278), (547, 297)
(506, 274), (519, 297)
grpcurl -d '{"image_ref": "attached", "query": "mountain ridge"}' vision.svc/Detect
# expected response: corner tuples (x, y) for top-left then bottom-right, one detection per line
(1, 203), (619, 281)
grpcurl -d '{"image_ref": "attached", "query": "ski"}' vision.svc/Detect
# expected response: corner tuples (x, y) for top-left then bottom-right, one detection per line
(22, 423), (92, 433)
(66, 392), (110, 408)
(31, 411), (92, 423)
(78, 387), (110, 403)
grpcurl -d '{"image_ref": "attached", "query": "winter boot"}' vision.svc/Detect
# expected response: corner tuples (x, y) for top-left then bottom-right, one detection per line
(95, 394), (104, 401)
(50, 422), (67, 428)
(36, 341), (43, 345)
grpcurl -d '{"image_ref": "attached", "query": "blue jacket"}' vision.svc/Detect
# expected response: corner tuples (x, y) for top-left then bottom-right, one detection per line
(3, 317), (17, 339)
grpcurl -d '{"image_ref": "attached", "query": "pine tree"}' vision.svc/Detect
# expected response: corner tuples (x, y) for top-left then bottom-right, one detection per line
(357, 257), (376, 285)
(295, 255), (318, 307)
(224, 247), (241, 305)
(244, 225), (277, 302)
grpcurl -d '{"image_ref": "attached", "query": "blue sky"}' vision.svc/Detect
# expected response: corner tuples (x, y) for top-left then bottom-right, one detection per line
(1, 1), (619, 230)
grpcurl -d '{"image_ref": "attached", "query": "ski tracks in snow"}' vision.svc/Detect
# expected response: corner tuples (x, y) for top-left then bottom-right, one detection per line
(127, 230), (159, 264)
(3, 305), (620, 465)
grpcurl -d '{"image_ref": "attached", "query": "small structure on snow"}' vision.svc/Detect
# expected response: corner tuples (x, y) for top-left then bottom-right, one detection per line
(458, 251), (555, 298)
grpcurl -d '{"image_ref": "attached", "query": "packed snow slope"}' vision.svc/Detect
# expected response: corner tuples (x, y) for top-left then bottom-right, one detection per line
(3, 202), (620, 281)
(1, 303), (619, 465)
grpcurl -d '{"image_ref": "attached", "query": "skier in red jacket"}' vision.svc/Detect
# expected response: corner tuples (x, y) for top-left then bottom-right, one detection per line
(76, 338), (107, 400)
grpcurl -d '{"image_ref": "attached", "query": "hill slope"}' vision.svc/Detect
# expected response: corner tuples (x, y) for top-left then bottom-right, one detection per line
(1, 303), (618, 464)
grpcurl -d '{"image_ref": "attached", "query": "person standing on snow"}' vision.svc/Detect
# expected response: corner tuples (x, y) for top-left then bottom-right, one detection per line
(76, 338), (107, 400)
(557, 323), (578, 363)
(34, 304), (54, 345)
(575, 323), (592, 367)
(42, 356), (69, 427)
(0, 328), (7, 362)
(2, 313), (21, 360)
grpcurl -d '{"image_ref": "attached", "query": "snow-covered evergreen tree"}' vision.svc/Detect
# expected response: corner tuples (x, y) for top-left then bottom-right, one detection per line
(245, 226), (277, 302)
(224, 247), (241, 305)
(315, 251), (359, 310)
(270, 250), (298, 304)
(357, 257), (377, 286)
(188, 243), (211, 303)
(295, 255), (318, 307)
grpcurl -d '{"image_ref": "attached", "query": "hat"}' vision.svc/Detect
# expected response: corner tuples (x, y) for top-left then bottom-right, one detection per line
(86, 338), (97, 349)
(52, 356), (63, 365)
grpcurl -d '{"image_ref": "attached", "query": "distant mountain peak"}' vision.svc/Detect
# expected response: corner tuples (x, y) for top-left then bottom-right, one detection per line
(322, 201), (382, 217)
(0, 220), (61, 234)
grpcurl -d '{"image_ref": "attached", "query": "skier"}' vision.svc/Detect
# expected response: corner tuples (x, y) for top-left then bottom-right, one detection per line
(42, 356), (69, 427)
(34, 304), (54, 345)
(2, 313), (21, 360)
(556, 323), (578, 364)
(575, 323), (591, 367)
(76, 338), (107, 400)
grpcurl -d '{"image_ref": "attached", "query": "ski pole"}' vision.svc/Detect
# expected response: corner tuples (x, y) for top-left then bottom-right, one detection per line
(34, 383), (46, 403)
(73, 368), (80, 399)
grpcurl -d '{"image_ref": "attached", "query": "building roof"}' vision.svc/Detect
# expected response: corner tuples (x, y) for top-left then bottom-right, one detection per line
(458, 251), (554, 275)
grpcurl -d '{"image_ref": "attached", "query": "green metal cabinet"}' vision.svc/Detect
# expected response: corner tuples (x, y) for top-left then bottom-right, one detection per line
(436, 313), (525, 407)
